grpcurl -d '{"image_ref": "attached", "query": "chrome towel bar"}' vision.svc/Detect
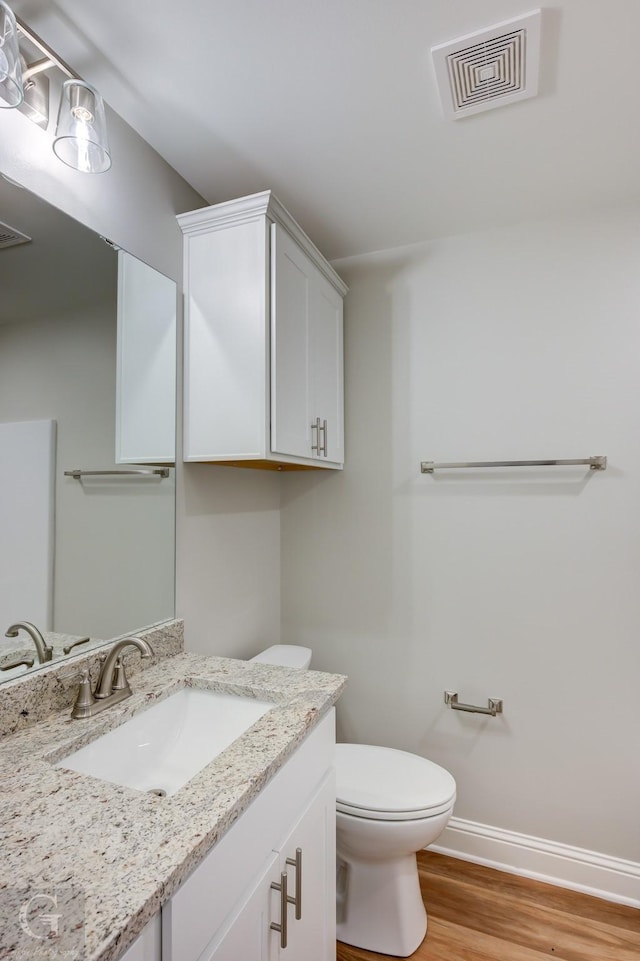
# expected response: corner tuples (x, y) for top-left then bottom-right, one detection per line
(421, 456), (606, 474)
(445, 691), (503, 716)
(64, 468), (170, 479)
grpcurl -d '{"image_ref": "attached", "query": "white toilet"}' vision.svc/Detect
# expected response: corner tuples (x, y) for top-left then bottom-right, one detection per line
(249, 644), (312, 669)
(335, 744), (455, 956)
(249, 644), (456, 958)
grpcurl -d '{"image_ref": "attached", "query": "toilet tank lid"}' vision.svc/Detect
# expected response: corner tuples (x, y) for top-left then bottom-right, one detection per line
(249, 645), (312, 669)
(336, 744), (456, 814)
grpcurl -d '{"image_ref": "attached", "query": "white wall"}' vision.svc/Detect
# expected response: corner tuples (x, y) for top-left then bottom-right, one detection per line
(281, 211), (640, 875)
(1, 101), (281, 655)
(177, 466), (281, 658)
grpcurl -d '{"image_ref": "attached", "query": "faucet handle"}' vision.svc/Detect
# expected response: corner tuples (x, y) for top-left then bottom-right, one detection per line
(59, 667), (98, 719)
(112, 656), (131, 693)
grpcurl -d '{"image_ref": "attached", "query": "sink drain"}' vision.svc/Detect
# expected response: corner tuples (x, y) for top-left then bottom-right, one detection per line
(148, 787), (167, 797)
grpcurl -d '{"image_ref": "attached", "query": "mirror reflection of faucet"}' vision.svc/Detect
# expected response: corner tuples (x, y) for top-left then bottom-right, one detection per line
(4, 621), (53, 663)
(0, 654), (35, 673)
(62, 636), (90, 655)
(64, 636), (154, 719)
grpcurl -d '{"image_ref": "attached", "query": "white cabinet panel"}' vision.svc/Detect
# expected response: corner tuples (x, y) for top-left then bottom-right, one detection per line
(202, 852), (279, 961)
(183, 218), (269, 461)
(119, 915), (161, 961)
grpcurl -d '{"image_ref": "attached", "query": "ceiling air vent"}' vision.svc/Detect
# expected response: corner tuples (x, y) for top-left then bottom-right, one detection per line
(432, 9), (541, 120)
(0, 221), (32, 250)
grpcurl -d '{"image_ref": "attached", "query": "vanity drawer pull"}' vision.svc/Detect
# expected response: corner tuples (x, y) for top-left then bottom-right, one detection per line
(270, 870), (288, 948)
(286, 848), (302, 920)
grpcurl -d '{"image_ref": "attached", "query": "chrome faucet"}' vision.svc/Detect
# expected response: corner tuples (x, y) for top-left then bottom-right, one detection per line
(0, 655), (35, 672)
(66, 636), (154, 719)
(95, 636), (154, 698)
(5, 622), (53, 663)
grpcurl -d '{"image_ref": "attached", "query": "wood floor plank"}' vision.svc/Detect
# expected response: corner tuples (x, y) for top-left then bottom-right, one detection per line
(336, 852), (640, 961)
(419, 852), (640, 933)
(416, 917), (571, 961)
(338, 916), (557, 961)
(421, 871), (640, 961)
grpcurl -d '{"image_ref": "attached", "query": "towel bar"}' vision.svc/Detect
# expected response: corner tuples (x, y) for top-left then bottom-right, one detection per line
(422, 456), (606, 473)
(444, 691), (503, 716)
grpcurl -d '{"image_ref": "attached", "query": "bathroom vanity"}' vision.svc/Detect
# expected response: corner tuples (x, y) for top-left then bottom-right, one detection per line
(0, 642), (345, 961)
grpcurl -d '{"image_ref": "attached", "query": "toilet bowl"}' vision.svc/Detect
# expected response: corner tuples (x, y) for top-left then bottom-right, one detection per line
(335, 744), (455, 957)
(249, 645), (456, 958)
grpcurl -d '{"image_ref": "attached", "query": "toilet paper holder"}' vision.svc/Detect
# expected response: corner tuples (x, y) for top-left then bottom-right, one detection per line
(444, 691), (503, 716)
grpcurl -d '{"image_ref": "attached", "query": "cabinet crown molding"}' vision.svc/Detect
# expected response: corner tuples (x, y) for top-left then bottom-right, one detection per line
(177, 190), (348, 297)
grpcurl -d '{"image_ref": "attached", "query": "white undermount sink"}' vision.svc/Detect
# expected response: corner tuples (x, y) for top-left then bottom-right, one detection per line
(55, 687), (274, 797)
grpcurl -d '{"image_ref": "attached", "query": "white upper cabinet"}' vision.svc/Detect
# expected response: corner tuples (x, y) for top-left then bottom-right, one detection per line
(178, 192), (347, 470)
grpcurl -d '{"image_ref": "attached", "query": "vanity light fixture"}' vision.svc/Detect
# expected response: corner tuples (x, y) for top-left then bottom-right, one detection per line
(0, 0), (23, 108)
(0, 2), (111, 173)
(53, 79), (111, 173)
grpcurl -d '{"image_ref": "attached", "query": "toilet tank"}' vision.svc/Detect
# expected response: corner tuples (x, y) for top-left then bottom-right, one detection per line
(249, 644), (312, 669)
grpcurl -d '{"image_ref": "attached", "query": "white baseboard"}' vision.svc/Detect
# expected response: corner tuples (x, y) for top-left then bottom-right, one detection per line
(429, 817), (640, 909)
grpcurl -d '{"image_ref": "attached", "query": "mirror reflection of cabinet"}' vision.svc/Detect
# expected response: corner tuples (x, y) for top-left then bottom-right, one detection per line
(116, 250), (177, 465)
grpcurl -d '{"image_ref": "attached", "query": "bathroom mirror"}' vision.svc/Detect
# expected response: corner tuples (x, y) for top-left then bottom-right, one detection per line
(0, 174), (177, 681)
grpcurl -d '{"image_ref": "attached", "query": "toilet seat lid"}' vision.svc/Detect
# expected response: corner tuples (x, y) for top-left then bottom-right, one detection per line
(335, 744), (456, 820)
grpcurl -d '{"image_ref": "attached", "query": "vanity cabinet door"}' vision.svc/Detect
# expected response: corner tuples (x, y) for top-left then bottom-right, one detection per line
(207, 772), (335, 961)
(271, 771), (336, 961)
(119, 915), (161, 961)
(202, 852), (280, 961)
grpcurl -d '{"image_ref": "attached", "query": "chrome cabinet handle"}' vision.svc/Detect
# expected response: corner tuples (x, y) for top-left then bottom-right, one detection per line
(310, 417), (321, 455)
(286, 847), (302, 920)
(270, 870), (288, 948)
(319, 420), (328, 457)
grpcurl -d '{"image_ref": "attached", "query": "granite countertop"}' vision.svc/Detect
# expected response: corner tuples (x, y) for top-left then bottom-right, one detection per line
(0, 652), (346, 961)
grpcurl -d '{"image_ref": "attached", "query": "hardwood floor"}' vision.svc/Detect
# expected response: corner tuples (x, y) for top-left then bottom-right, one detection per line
(336, 852), (640, 961)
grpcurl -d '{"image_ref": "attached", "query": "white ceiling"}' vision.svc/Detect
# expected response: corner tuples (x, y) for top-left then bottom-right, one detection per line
(10, 0), (640, 260)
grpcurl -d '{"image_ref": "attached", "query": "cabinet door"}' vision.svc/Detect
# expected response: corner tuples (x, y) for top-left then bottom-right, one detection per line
(309, 272), (344, 465)
(201, 774), (336, 961)
(270, 223), (312, 460)
(274, 772), (336, 961)
(271, 224), (344, 466)
(119, 915), (161, 961)
(203, 852), (280, 961)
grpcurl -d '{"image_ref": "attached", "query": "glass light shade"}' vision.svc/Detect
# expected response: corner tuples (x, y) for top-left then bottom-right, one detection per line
(0, 0), (23, 108)
(53, 79), (112, 173)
